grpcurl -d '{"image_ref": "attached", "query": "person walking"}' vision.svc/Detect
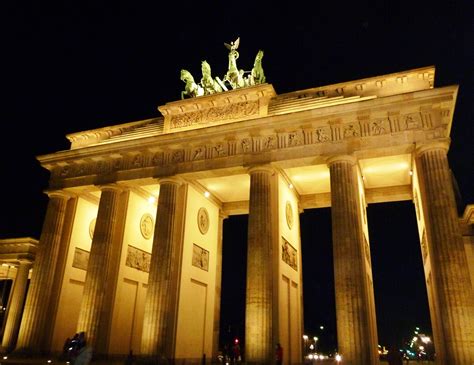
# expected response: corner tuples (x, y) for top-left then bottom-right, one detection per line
(275, 343), (283, 365)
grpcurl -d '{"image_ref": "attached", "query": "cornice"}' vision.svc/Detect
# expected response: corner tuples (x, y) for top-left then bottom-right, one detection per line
(36, 85), (457, 191)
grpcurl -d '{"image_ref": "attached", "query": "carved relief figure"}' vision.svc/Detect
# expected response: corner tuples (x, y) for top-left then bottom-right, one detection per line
(214, 143), (226, 157)
(344, 124), (359, 137)
(263, 135), (276, 150)
(192, 146), (205, 160)
(288, 132), (302, 146)
(172, 150), (184, 163)
(315, 128), (329, 142)
(405, 115), (419, 129)
(241, 138), (251, 152)
(371, 120), (386, 135)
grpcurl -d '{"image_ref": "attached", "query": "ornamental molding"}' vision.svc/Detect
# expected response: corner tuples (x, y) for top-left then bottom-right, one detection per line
(42, 107), (450, 186)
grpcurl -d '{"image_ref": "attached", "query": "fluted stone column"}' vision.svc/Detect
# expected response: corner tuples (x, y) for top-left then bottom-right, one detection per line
(76, 185), (129, 352)
(15, 192), (70, 353)
(141, 179), (184, 359)
(416, 143), (474, 365)
(212, 212), (226, 359)
(245, 166), (277, 365)
(2, 262), (32, 351)
(328, 156), (378, 365)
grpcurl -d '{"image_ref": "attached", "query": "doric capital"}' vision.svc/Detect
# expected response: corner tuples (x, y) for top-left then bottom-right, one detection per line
(415, 139), (450, 157)
(158, 177), (183, 186)
(45, 190), (74, 200)
(247, 165), (276, 175)
(96, 183), (126, 193)
(326, 155), (357, 167)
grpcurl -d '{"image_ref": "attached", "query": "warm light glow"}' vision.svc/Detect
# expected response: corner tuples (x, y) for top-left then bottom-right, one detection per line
(289, 183), (294, 189)
(303, 334), (308, 340)
(336, 354), (342, 362)
(308, 354), (314, 360)
(309, 344), (314, 350)
(47, 361), (52, 364)
(409, 170), (413, 176)
(148, 196), (156, 204)
(3, 356), (7, 360)
(320, 326), (324, 330)
(420, 335), (431, 344)
(314, 336), (318, 341)
(204, 191), (210, 198)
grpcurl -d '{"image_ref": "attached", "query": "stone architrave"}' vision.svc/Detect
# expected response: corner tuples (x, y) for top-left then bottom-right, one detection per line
(141, 179), (185, 359)
(15, 192), (71, 353)
(415, 143), (474, 365)
(76, 185), (129, 352)
(2, 262), (32, 351)
(328, 156), (379, 365)
(245, 166), (277, 364)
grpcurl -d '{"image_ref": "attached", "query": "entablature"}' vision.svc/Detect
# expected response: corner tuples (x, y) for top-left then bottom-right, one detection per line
(38, 85), (457, 190)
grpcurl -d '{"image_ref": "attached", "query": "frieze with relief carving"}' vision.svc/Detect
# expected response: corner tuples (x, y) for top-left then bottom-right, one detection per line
(73, 247), (90, 271)
(48, 110), (444, 183)
(170, 101), (259, 130)
(282, 238), (298, 271)
(126, 245), (151, 272)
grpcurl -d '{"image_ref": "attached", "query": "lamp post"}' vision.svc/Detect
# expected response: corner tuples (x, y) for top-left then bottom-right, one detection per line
(303, 335), (308, 357)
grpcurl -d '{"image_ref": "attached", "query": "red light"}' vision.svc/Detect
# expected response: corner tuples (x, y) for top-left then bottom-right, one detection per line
(234, 338), (239, 344)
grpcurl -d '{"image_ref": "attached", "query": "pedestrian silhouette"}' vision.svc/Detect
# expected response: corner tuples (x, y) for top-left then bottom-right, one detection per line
(275, 343), (283, 365)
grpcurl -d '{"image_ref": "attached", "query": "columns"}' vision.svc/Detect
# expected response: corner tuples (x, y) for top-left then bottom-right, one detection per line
(245, 166), (277, 364)
(415, 143), (474, 364)
(15, 192), (71, 353)
(141, 179), (184, 359)
(212, 211), (227, 359)
(1, 262), (32, 351)
(76, 185), (129, 353)
(328, 156), (378, 365)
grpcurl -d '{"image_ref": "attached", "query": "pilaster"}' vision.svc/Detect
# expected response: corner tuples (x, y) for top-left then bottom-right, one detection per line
(415, 145), (474, 364)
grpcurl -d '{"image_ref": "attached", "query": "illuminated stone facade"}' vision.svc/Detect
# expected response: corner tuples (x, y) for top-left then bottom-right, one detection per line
(4, 66), (474, 364)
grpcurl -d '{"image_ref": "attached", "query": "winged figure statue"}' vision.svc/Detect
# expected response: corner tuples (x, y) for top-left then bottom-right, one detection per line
(224, 37), (240, 52)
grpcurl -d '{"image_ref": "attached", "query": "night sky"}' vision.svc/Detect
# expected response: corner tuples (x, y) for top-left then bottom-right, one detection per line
(2, 0), (473, 354)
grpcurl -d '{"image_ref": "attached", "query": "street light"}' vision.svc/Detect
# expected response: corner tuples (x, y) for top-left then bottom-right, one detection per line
(303, 335), (308, 356)
(313, 337), (318, 353)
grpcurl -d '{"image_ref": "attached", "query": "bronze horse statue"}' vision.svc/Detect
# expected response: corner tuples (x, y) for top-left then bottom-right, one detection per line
(180, 69), (204, 99)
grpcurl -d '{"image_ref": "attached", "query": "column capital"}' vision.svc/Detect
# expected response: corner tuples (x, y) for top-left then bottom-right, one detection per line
(326, 155), (357, 167)
(96, 183), (127, 193)
(158, 177), (184, 186)
(247, 165), (276, 175)
(415, 139), (450, 157)
(219, 210), (229, 220)
(44, 190), (74, 200)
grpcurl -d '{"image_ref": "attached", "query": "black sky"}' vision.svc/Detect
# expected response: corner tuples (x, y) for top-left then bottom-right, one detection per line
(2, 0), (473, 353)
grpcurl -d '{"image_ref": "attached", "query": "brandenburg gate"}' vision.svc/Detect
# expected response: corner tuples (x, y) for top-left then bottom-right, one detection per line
(2, 41), (473, 365)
